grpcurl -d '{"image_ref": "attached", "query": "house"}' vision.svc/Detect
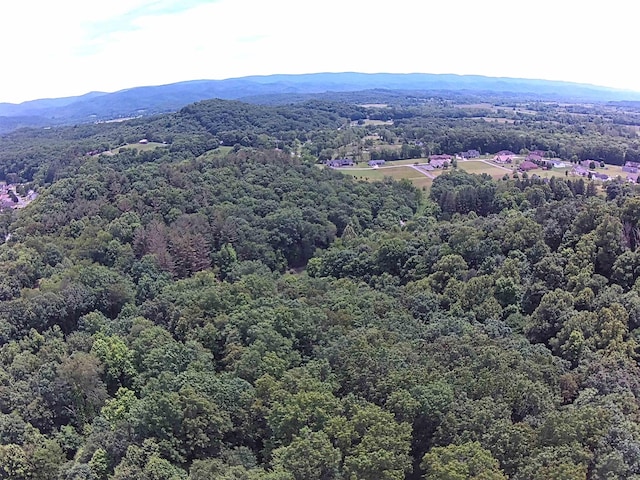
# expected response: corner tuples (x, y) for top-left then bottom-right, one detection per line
(623, 165), (638, 173)
(625, 161), (640, 168)
(429, 159), (448, 168)
(519, 161), (538, 172)
(592, 172), (610, 181)
(139, 139), (149, 144)
(526, 153), (544, 163)
(368, 160), (386, 167)
(496, 150), (515, 156)
(429, 154), (453, 162)
(572, 165), (589, 176)
(580, 160), (597, 168)
(530, 150), (546, 157)
(327, 158), (354, 168)
(460, 149), (480, 159)
(494, 154), (513, 164)
(552, 161), (567, 168)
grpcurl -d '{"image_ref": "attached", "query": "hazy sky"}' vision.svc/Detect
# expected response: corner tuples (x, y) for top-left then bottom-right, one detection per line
(0, 0), (637, 103)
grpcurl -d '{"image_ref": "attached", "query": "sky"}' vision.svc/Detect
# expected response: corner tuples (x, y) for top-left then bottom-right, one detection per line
(0, 0), (637, 103)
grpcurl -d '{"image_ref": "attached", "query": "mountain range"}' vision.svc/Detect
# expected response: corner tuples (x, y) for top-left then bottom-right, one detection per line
(2, 72), (640, 133)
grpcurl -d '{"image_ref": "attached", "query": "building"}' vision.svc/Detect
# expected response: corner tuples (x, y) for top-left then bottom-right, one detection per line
(572, 165), (589, 176)
(460, 149), (480, 159)
(496, 150), (515, 156)
(519, 161), (538, 171)
(530, 150), (546, 157)
(494, 154), (513, 164)
(429, 159), (449, 168)
(592, 172), (610, 181)
(326, 158), (354, 168)
(526, 153), (544, 163)
(368, 160), (386, 167)
(623, 165), (638, 173)
(429, 154), (453, 162)
(580, 160), (597, 168)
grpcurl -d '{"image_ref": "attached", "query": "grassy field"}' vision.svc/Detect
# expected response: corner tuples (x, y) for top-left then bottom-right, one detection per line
(459, 161), (511, 178)
(350, 119), (393, 126)
(112, 142), (168, 154)
(335, 156), (638, 193)
(197, 146), (234, 160)
(345, 166), (425, 181)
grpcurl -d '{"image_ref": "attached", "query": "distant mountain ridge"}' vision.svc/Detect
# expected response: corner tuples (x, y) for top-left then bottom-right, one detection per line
(1, 72), (640, 133)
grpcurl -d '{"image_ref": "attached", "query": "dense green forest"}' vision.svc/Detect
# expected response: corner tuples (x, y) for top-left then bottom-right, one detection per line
(3, 95), (640, 187)
(3, 92), (640, 479)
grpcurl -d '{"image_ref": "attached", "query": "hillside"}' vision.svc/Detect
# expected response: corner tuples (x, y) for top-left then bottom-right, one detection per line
(2, 72), (640, 133)
(4, 93), (640, 478)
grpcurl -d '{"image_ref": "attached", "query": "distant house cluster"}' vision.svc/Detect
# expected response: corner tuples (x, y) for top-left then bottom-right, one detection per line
(571, 165), (611, 181)
(326, 158), (354, 168)
(522, 151), (566, 170)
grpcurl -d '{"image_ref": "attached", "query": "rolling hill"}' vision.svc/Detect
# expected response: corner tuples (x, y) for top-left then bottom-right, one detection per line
(1, 72), (640, 133)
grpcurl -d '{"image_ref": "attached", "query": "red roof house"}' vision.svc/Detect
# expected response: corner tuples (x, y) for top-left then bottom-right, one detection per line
(519, 161), (538, 171)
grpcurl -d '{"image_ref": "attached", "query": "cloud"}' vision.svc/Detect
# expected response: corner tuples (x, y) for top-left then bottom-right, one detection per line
(78, 0), (218, 56)
(0, 0), (638, 102)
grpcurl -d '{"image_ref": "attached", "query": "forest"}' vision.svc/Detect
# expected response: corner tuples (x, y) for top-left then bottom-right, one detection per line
(2, 91), (640, 479)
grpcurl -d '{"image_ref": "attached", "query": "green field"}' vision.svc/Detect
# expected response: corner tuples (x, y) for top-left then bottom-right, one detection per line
(112, 142), (168, 154)
(458, 161), (511, 178)
(345, 166), (426, 181)
(335, 159), (631, 190)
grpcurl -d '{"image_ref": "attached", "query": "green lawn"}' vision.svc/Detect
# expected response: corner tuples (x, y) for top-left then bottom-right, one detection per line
(346, 166), (425, 181)
(458, 161), (511, 178)
(112, 142), (168, 154)
(335, 159), (633, 191)
(197, 146), (234, 160)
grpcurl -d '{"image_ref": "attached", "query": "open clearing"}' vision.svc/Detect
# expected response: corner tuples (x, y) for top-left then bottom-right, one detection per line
(345, 166), (425, 181)
(334, 159), (632, 190)
(112, 142), (168, 154)
(351, 119), (393, 126)
(459, 161), (511, 178)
